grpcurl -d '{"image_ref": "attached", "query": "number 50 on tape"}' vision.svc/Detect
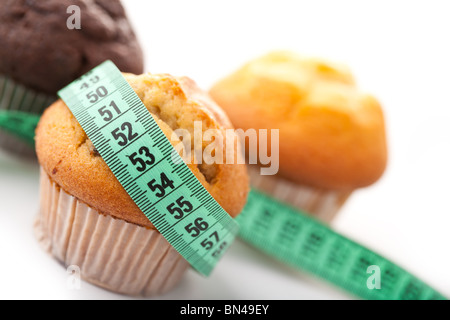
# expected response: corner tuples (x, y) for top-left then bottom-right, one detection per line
(58, 61), (239, 276)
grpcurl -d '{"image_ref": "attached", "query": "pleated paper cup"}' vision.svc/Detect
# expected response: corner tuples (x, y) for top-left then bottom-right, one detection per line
(34, 167), (189, 297)
(0, 75), (55, 156)
(248, 166), (352, 223)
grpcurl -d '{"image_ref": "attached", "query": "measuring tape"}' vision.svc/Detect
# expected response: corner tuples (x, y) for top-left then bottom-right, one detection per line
(0, 111), (40, 147)
(58, 61), (239, 276)
(236, 189), (447, 300)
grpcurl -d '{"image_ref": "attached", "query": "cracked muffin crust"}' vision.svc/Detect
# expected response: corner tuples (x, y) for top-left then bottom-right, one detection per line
(0, 0), (143, 94)
(210, 51), (387, 191)
(35, 73), (249, 229)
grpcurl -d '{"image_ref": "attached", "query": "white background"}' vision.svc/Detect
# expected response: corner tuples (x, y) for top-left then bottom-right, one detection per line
(1, 0), (450, 299)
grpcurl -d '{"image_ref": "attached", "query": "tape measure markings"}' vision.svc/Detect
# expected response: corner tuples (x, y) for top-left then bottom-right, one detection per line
(236, 189), (446, 300)
(58, 60), (239, 276)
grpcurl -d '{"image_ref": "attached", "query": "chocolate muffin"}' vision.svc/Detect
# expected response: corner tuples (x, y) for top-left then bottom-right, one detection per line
(0, 0), (143, 94)
(0, 0), (144, 155)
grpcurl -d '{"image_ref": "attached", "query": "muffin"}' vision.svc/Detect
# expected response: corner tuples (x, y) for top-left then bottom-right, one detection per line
(210, 51), (387, 222)
(34, 72), (249, 296)
(0, 0), (143, 156)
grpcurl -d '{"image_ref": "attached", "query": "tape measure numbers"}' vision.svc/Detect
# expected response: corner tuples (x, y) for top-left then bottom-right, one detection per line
(58, 61), (239, 276)
(236, 189), (447, 300)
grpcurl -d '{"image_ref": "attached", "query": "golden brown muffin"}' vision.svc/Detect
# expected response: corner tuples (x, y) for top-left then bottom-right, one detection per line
(34, 73), (249, 296)
(210, 51), (387, 191)
(36, 73), (249, 228)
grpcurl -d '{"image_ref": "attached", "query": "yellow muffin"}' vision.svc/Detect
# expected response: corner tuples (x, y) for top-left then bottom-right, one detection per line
(35, 73), (249, 296)
(210, 51), (387, 221)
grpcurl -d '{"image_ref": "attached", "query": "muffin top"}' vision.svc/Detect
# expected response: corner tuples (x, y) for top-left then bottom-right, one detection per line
(36, 73), (249, 229)
(209, 51), (387, 191)
(0, 0), (143, 94)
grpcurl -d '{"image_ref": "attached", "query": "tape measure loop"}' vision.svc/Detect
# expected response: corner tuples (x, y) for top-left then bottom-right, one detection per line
(58, 60), (239, 277)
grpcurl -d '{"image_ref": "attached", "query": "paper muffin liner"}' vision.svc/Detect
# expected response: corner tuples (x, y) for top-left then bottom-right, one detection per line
(34, 167), (189, 297)
(248, 166), (352, 223)
(0, 75), (55, 113)
(0, 75), (55, 156)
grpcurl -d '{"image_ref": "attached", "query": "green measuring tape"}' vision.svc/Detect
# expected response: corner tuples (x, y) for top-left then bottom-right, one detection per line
(237, 189), (447, 300)
(58, 61), (239, 276)
(6, 60), (445, 299)
(0, 111), (40, 147)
